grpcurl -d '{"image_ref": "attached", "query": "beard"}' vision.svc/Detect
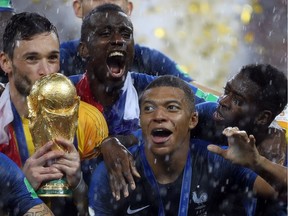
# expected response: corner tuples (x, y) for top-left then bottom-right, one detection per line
(12, 65), (33, 97)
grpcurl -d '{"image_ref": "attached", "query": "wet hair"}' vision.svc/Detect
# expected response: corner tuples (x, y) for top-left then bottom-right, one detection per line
(80, 3), (130, 43)
(240, 64), (287, 118)
(140, 75), (196, 112)
(3, 12), (59, 58)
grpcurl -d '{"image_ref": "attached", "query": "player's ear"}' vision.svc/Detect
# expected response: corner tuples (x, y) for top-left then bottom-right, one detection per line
(189, 111), (198, 130)
(73, 0), (84, 18)
(254, 110), (273, 126)
(0, 52), (12, 75)
(127, 1), (133, 16)
(78, 42), (89, 58)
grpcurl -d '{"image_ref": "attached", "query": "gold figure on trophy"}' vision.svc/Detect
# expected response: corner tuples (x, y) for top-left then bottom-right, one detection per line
(27, 73), (80, 197)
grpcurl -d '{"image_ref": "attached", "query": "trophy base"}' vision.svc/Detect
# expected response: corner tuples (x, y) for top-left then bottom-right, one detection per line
(37, 178), (72, 197)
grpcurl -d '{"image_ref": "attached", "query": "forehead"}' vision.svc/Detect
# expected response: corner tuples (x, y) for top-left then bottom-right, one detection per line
(142, 86), (186, 103)
(227, 73), (259, 100)
(81, 1), (129, 16)
(89, 10), (132, 27)
(13, 32), (59, 55)
(82, 0), (127, 6)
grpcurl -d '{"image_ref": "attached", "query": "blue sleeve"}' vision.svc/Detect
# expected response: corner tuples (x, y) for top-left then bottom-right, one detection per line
(207, 149), (257, 192)
(196, 102), (218, 120)
(132, 44), (193, 82)
(0, 153), (42, 216)
(130, 72), (155, 95)
(88, 162), (115, 215)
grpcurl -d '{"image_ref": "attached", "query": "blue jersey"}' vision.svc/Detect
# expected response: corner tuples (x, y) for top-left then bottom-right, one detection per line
(60, 39), (192, 82)
(194, 102), (288, 216)
(0, 153), (42, 216)
(88, 139), (257, 216)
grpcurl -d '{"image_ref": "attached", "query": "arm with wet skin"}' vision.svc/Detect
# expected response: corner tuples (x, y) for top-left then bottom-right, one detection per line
(100, 135), (140, 200)
(207, 127), (287, 201)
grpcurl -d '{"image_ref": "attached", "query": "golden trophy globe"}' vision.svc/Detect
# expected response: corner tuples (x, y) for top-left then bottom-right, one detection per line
(27, 73), (80, 197)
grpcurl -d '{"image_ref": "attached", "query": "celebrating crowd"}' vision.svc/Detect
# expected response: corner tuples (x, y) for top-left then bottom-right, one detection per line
(0, 1), (286, 216)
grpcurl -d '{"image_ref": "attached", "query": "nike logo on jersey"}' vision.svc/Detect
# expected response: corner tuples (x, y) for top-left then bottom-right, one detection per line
(127, 205), (150, 214)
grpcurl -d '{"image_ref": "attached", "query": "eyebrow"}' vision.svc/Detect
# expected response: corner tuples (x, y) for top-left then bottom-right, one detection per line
(23, 50), (60, 56)
(225, 83), (246, 99)
(143, 99), (182, 106)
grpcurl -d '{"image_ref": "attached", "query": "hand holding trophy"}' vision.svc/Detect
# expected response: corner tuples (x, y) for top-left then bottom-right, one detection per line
(27, 73), (80, 197)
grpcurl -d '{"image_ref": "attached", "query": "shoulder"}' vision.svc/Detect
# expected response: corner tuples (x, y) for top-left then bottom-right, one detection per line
(78, 101), (107, 129)
(133, 43), (166, 57)
(190, 139), (234, 168)
(79, 100), (103, 116)
(258, 123), (287, 165)
(0, 153), (17, 172)
(195, 102), (217, 125)
(76, 101), (108, 155)
(196, 101), (218, 112)
(134, 43), (151, 52)
(130, 72), (155, 93)
(77, 100), (108, 142)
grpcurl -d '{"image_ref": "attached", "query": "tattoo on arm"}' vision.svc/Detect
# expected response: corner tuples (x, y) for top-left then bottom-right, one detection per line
(24, 203), (54, 216)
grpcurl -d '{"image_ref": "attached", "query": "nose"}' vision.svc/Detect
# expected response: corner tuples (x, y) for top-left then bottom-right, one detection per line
(38, 59), (53, 76)
(110, 32), (125, 46)
(219, 94), (231, 109)
(153, 107), (168, 123)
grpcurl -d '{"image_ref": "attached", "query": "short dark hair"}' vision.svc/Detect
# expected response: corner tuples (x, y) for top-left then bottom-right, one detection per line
(240, 64), (287, 118)
(80, 4), (130, 43)
(3, 12), (59, 58)
(140, 75), (196, 112)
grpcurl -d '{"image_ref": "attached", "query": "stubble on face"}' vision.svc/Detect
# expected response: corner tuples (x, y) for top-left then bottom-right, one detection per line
(12, 64), (33, 97)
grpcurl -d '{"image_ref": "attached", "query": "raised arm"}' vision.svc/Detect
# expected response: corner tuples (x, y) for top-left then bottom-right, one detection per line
(207, 127), (287, 200)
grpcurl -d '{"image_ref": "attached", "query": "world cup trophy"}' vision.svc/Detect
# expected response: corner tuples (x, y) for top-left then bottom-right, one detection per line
(27, 73), (80, 197)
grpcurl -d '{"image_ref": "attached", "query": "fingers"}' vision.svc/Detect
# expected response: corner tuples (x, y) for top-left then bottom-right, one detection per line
(51, 150), (81, 188)
(109, 160), (128, 201)
(207, 144), (226, 157)
(23, 166), (64, 190)
(24, 139), (79, 190)
(55, 137), (77, 153)
(223, 127), (250, 143)
(109, 155), (141, 201)
(248, 134), (256, 146)
(37, 167), (64, 181)
(223, 126), (239, 136)
(25, 149), (65, 170)
(128, 153), (141, 178)
(32, 141), (58, 160)
(101, 136), (140, 200)
(128, 154), (140, 189)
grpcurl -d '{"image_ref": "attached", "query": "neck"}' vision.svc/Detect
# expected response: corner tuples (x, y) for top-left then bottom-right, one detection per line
(145, 142), (190, 184)
(90, 80), (121, 107)
(251, 127), (269, 146)
(9, 84), (28, 117)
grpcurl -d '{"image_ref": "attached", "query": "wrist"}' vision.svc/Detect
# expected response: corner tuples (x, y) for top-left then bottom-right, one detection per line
(100, 136), (124, 153)
(72, 171), (84, 192)
(251, 155), (266, 171)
